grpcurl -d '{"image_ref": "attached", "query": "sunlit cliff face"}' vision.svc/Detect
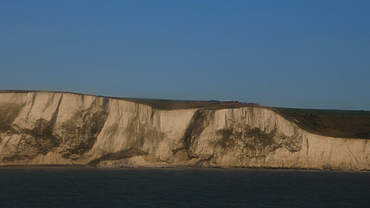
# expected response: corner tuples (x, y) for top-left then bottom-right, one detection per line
(0, 91), (369, 170)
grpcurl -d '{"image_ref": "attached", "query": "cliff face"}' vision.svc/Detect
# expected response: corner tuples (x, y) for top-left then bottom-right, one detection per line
(0, 91), (369, 170)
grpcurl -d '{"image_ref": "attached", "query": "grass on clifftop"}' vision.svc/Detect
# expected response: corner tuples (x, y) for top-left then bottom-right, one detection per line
(126, 97), (370, 140)
(273, 108), (370, 140)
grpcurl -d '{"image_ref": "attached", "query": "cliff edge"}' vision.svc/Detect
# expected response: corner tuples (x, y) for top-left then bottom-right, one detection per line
(1, 91), (369, 170)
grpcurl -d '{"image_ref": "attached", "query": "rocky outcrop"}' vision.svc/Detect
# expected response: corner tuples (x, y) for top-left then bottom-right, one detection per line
(0, 91), (369, 170)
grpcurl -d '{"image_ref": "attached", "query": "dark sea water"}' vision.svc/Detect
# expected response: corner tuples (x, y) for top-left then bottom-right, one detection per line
(0, 167), (369, 208)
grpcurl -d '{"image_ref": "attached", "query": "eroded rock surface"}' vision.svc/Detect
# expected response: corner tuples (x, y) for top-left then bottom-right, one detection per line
(0, 91), (369, 170)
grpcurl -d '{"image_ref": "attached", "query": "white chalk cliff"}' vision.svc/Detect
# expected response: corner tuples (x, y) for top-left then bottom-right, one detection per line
(0, 91), (369, 170)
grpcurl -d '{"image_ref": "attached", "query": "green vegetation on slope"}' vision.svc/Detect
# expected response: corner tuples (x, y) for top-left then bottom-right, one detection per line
(274, 108), (370, 139)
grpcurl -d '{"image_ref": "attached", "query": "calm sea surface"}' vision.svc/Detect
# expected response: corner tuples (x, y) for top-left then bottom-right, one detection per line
(0, 166), (369, 207)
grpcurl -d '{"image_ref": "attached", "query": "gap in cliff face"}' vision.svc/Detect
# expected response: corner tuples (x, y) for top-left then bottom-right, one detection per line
(87, 148), (148, 167)
(196, 155), (216, 167)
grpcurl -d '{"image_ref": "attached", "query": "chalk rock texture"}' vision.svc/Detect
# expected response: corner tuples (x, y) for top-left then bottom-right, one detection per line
(0, 91), (369, 170)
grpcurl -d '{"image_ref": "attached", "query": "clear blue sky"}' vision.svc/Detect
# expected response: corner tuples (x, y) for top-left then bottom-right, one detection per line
(1, 0), (369, 110)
